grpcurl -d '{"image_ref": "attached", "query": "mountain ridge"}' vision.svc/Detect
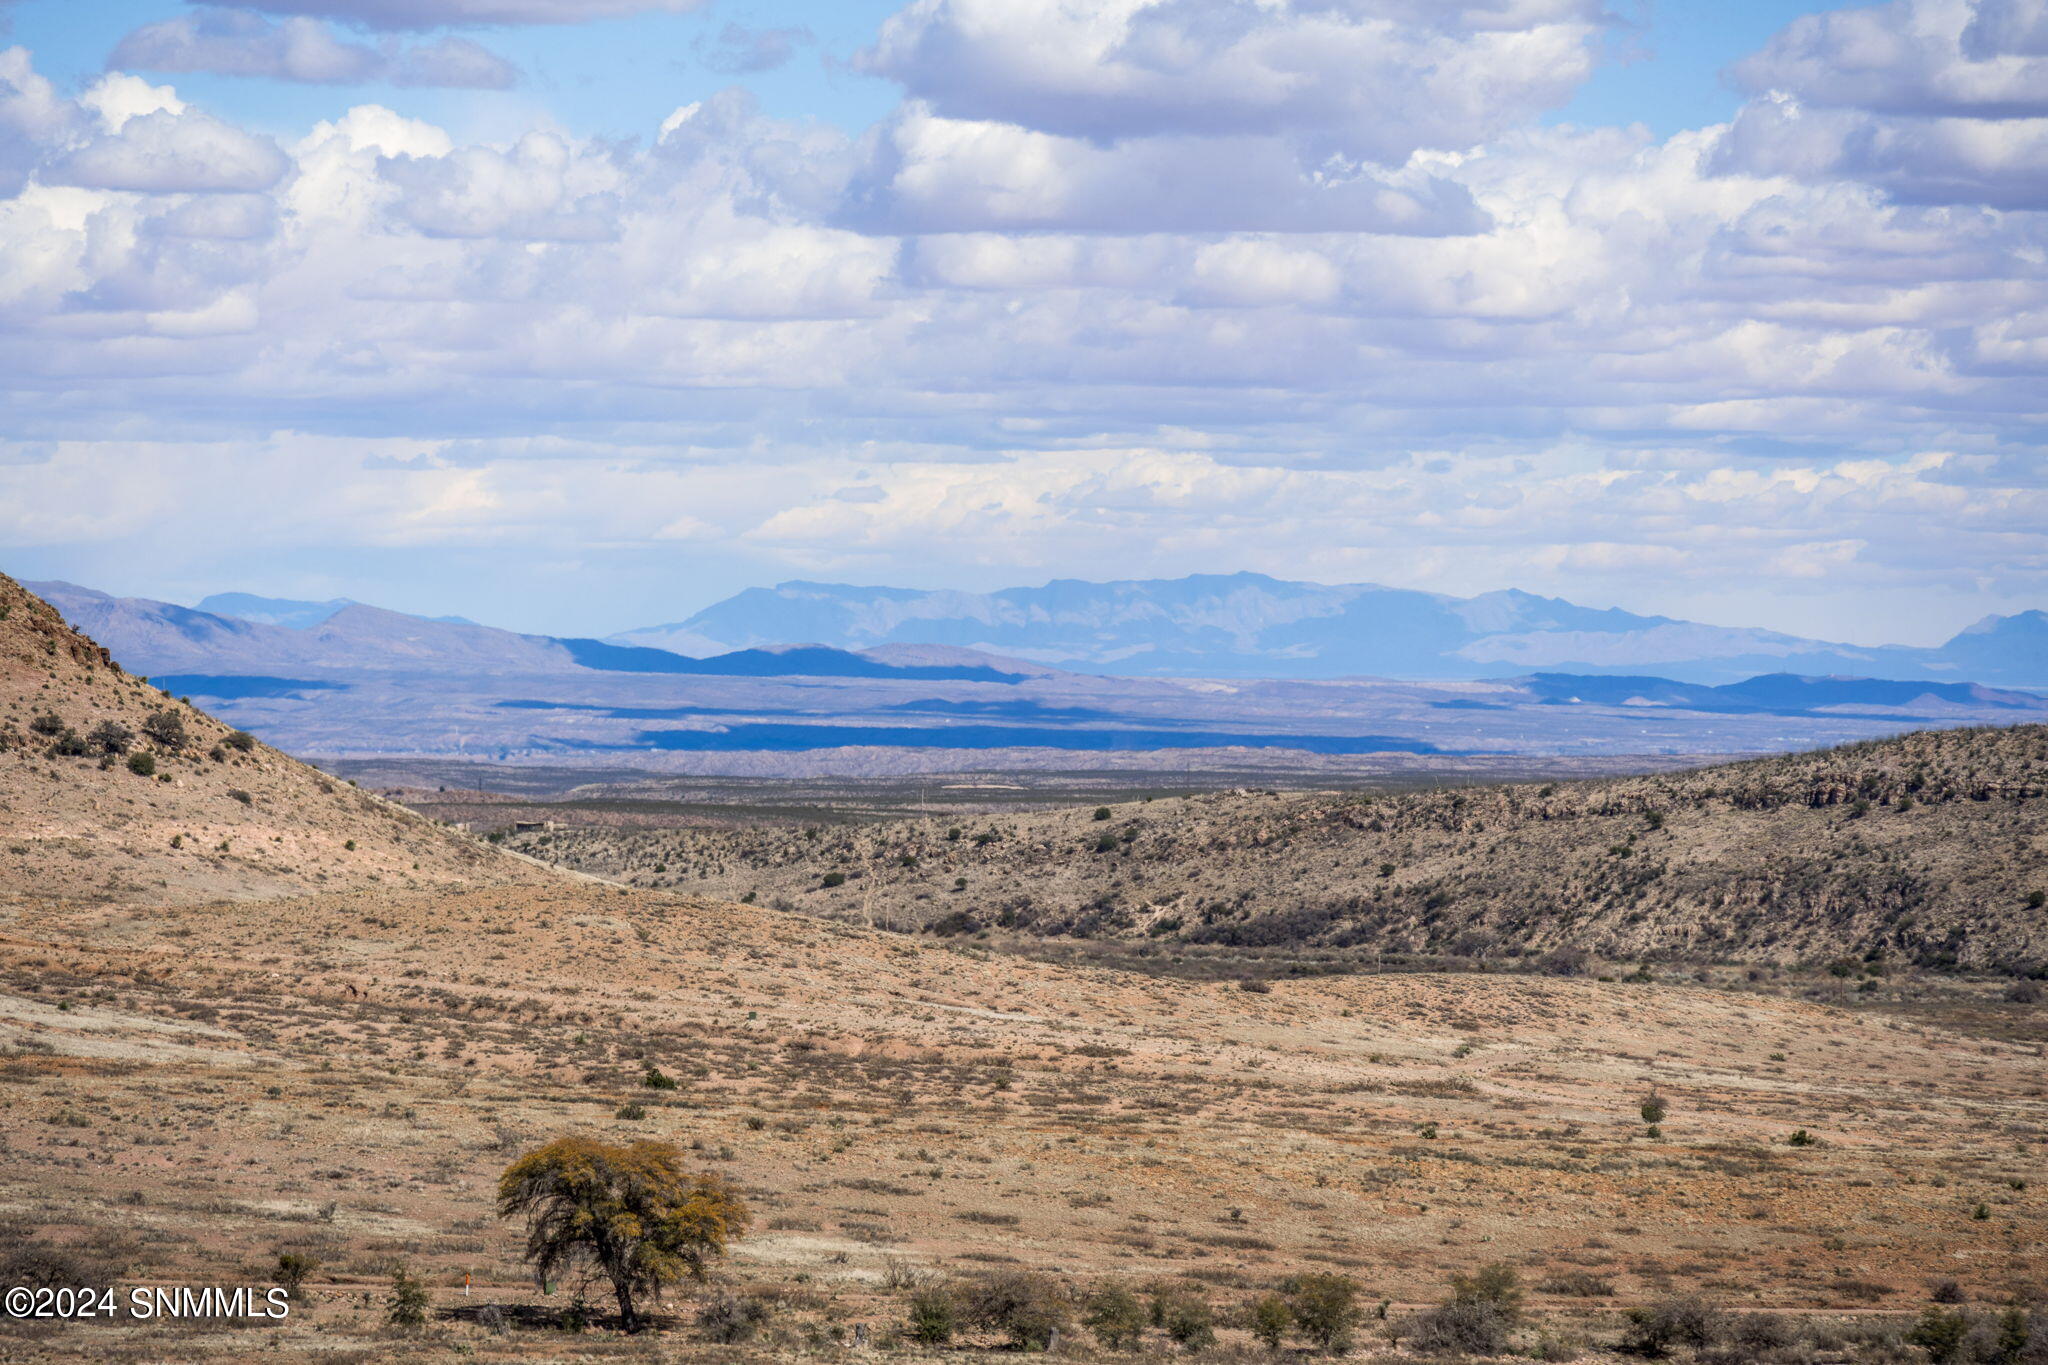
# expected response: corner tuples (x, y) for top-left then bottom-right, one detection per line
(613, 572), (2046, 686)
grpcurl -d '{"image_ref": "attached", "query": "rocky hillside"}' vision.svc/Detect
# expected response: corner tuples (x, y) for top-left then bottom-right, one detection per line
(0, 574), (550, 904)
(508, 723), (2048, 971)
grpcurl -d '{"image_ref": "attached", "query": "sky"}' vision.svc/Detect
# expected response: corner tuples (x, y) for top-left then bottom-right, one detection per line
(0, 0), (2042, 645)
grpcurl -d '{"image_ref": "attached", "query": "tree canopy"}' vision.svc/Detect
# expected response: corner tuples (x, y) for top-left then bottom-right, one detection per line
(496, 1136), (749, 1331)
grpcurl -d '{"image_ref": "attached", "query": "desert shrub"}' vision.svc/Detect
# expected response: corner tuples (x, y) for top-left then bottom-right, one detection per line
(1640, 1093), (1668, 1125)
(698, 1292), (773, 1343)
(497, 1136), (749, 1332)
(1621, 1297), (1722, 1357)
(228, 789), (253, 805)
(1450, 1264), (1524, 1320)
(385, 1264), (430, 1328)
(906, 1286), (957, 1344)
(1909, 1309), (1973, 1364)
(1537, 947), (1591, 976)
(126, 752), (156, 777)
(1287, 1272), (1362, 1352)
(141, 708), (188, 751)
(1093, 807), (1112, 821)
(29, 712), (64, 736)
(1930, 1281), (1967, 1304)
(1084, 1285), (1147, 1350)
(1252, 1294), (1295, 1350)
(821, 872), (846, 888)
(615, 1103), (646, 1120)
(641, 1065), (677, 1089)
(2007, 982), (2043, 1005)
(226, 730), (257, 752)
(958, 1271), (1068, 1350)
(1718, 1313), (1794, 1358)
(1788, 1129), (1817, 1146)
(0, 1242), (121, 1320)
(1408, 1301), (1513, 1356)
(87, 720), (133, 755)
(274, 1251), (319, 1301)
(1539, 1271), (1614, 1297)
(49, 728), (90, 756)
(1154, 1287), (1216, 1349)
(1239, 978), (1273, 994)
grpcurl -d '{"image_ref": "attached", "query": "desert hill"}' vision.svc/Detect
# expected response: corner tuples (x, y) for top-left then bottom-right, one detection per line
(506, 724), (2048, 972)
(0, 574), (548, 905)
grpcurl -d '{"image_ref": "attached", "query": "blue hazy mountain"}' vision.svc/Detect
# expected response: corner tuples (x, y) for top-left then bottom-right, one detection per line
(197, 592), (358, 630)
(199, 592), (477, 629)
(613, 573), (2046, 686)
(28, 582), (1021, 685)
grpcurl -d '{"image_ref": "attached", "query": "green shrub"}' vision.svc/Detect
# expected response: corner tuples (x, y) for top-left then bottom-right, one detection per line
(141, 708), (188, 751)
(1093, 807), (1112, 821)
(274, 1252), (318, 1301)
(87, 720), (134, 755)
(1286, 1272), (1361, 1353)
(906, 1286), (957, 1344)
(385, 1264), (431, 1328)
(1450, 1263), (1524, 1320)
(821, 872), (846, 888)
(1084, 1285), (1146, 1350)
(1251, 1294), (1294, 1350)
(1620, 1297), (1720, 1357)
(126, 752), (156, 777)
(1907, 1308), (1971, 1364)
(959, 1271), (1067, 1350)
(226, 730), (257, 752)
(29, 712), (64, 736)
(1154, 1287), (1216, 1349)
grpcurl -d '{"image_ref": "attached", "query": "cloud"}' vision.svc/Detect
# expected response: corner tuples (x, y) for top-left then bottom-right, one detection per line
(840, 105), (1490, 234)
(858, 0), (1611, 165)
(109, 10), (518, 88)
(1729, 0), (2048, 118)
(0, 21), (2042, 633)
(1714, 93), (2048, 209)
(211, 0), (706, 30)
(0, 46), (78, 194)
(1715, 0), (2048, 208)
(393, 36), (517, 88)
(700, 22), (812, 74)
(44, 105), (290, 193)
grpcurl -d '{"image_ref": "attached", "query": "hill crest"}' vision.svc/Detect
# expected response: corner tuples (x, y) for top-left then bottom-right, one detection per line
(0, 574), (550, 905)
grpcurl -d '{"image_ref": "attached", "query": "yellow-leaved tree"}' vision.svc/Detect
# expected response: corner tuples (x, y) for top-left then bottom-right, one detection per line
(496, 1136), (749, 1331)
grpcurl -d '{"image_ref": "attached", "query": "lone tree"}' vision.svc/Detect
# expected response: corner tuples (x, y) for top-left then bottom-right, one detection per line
(497, 1137), (748, 1332)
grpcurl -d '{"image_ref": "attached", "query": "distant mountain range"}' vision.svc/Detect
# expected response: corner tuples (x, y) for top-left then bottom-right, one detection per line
(612, 573), (2048, 686)
(19, 577), (2046, 767)
(29, 583), (1028, 684)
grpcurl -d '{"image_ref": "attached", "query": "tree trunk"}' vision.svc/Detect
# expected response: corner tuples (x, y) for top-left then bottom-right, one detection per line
(614, 1280), (637, 1332)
